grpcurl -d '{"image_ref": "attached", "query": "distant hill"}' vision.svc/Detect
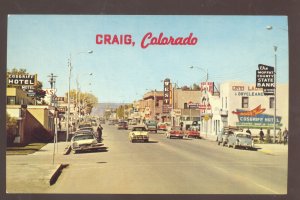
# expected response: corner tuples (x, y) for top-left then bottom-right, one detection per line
(91, 103), (128, 116)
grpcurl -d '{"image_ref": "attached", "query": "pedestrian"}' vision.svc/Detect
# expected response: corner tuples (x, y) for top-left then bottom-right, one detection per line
(283, 128), (288, 145)
(180, 121), (184, 131)
(259, 128), (264, 143)
(266, 128), (271, 143)
(277, 128), (282, 144)
(246, 128), (251, 135)
(58, 122), (61, 131)
(97, 124), (103, 142)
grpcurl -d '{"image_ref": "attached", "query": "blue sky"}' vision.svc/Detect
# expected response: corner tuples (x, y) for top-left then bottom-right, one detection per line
(7, 15), (288, 103)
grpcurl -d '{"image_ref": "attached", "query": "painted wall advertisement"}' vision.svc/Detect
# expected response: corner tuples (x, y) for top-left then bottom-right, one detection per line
(232, 105), (282, 128)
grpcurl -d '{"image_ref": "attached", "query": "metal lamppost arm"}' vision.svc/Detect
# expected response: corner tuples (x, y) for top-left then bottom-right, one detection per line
(189, 66), (208, 82)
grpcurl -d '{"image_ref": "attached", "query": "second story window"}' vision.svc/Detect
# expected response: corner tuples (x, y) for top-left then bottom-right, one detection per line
(242, 97), (249, 108)
(269, 97), (275, 108)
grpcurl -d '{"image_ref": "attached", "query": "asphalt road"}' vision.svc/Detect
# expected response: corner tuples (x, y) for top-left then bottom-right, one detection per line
(48, 124), (287, 194)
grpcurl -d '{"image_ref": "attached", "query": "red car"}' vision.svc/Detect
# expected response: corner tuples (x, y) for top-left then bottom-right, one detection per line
(157, 122), (167, 131)
(166, 126), (184, 139)
(185, 127), (201, 139)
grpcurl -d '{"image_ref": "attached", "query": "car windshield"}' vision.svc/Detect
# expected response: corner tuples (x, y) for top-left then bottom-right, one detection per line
(119, 122), (127, 125)
(76, 130), (93, 134)
(79, 124), (92, 128)
(73, 134), (94, 141)
(79, 128), (93, 131)
(133, 127), (146, 131)
(236, 133), (251, 138)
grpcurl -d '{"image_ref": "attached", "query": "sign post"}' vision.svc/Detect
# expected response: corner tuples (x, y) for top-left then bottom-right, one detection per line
(256, 62), (276, 143)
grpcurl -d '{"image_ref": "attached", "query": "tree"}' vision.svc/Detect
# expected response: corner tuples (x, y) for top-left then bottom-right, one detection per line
(192, 83), (200, 90)
(65, 89), (98, 115)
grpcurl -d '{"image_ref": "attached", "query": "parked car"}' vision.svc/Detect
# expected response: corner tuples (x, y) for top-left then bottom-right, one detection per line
(227, 131), (254, 149)
(78, 123), (92, 129)
(184, 127), (201, 139)
(166, 126), (184, 139)
(118, 121), (128, 130)
(74, 129), (94, 136)
(78, 127), (94, 133)
(71, 133), (103, 153)
(129, 126), (149, 143)
(217, 126), (242, 146)
(145, 120), (157, 133)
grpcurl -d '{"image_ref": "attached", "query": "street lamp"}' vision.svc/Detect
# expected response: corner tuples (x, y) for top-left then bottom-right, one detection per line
(189, 66), (208, 82)
(266, 25), (288, 32)
(189, 66), (209, 136)
(266, 25), (287, 143)
(66, 50), (93, 142)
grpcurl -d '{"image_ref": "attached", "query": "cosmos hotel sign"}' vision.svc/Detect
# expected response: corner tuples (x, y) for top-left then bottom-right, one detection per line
(7, 74), (37, 86)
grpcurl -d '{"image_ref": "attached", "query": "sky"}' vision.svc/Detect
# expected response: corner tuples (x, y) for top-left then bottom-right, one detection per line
(7, 15), (289, 103)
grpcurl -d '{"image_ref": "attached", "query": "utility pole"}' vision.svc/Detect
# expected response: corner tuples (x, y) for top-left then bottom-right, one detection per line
(273, 46), (277, 143)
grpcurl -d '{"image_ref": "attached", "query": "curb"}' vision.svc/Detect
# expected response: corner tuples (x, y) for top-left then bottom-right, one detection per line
(63, 145), (71, 155)
(49, 163), (69, 185)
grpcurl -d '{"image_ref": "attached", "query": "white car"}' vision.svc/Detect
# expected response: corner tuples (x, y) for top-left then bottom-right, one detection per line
(227, 131), (254, 150)
(71, 134), (103, 153)
(129, 126), (149, 143)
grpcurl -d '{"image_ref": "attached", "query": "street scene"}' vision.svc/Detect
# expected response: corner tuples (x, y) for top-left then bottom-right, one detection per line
(6, 15), (289, 195)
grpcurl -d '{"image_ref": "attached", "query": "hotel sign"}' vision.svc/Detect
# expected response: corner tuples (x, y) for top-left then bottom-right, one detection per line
(7, 74), (37, 86)
(232, 105), (282, 128)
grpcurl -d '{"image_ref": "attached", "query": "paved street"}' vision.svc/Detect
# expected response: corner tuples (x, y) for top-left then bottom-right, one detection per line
(44, 124), (288, 194)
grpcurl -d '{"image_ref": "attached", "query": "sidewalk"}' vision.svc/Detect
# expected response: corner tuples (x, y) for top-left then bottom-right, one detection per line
(6, 142), (70, 193)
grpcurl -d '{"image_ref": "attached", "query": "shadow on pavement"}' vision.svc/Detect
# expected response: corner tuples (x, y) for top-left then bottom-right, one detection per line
(74, 147), (109, 154)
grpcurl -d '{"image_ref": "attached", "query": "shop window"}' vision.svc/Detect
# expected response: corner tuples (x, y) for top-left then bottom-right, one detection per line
(242, 97), (249, 108)
(7, 96), (16, 105)
(269, 97), (275, 108)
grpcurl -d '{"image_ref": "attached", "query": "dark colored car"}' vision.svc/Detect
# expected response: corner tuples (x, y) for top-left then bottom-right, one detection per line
(145, 120), (158, 133)
(118, 121), (128, 130)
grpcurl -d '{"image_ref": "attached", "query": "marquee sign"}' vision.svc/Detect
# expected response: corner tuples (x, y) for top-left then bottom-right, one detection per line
(163, 78), (172, 113)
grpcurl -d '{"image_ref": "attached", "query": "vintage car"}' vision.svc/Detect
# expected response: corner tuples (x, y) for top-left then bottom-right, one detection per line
(129, 126), (149, 143)
(157, 122), (168, 131)
(145, 120), (158, 133)
(71, 133), (103, 153)
(78, 123), (92, 129)
(184, 127), (201, 139)
(78, 127), (94, 133)
(166, 126), (184, 139)
(118, 121), (128, 130)
(217, 126), (242, 146)
(227, 131), (254, 149)
(74, 129), (94, 136)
